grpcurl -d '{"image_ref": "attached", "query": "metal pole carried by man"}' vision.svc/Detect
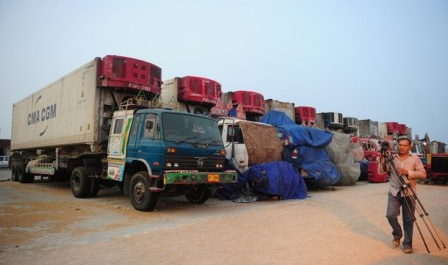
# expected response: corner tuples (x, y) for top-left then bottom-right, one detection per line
(379, 136), (446, 254)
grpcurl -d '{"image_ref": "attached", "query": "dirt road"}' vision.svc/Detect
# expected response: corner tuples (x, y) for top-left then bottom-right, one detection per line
(0, 169), (447, 265)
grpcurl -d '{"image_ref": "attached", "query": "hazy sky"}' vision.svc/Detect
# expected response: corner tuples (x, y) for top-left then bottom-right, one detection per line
(1, 0), (447, 143)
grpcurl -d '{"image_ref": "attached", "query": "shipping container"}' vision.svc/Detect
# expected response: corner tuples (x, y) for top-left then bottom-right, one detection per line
(358, 119), (379, 138)
(263, 99), (295, 121)
(343, 117), (358, 133)
(317, 112), (343, 130)
(378, 122), (388, 139)
(11, 56), (161, 151)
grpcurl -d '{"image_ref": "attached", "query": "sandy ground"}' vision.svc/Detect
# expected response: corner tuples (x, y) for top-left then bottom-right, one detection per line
(0, 169), (447, 265)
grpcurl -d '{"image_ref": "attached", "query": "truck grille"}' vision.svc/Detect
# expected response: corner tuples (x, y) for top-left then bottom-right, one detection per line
(164, 154), (224, 172)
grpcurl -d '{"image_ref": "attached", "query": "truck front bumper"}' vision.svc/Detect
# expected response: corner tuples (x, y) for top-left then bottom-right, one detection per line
(164, 171), (238, 185)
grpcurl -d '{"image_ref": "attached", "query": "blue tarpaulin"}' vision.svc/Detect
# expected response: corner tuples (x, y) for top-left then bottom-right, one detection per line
(217, 161), (307, 202)
(260, 110), (341, 187)
(260, 110), (333, 148)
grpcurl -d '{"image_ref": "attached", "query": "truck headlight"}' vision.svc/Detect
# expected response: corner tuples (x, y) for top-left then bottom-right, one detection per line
(219, 149), (226, 156)
(167, 147), (177, 153)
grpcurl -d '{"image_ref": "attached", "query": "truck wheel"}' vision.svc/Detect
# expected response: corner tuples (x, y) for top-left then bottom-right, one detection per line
(129, 172), (159, 211)
(185, 185), (211, 204)
(71, 167), (92, 198)
(11, 166), (18, 182)
(16, 165), (34, 183)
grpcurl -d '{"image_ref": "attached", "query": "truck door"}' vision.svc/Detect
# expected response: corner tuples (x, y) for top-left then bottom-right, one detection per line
(128, 113), (164, 174)
(107, 110), (134, 181)
(220, 122), (249, 172)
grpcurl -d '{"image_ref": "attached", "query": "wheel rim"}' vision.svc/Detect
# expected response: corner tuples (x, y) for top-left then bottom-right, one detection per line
(72, 174), (81, 192)
(133, 181), (146, 204)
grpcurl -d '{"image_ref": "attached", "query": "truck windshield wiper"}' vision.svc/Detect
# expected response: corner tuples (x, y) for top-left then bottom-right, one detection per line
(192, 137), (213, 144)
(175, 136), (199, 144)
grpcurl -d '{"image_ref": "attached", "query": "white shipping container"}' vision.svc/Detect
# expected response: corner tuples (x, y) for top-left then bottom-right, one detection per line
(316, 113), (326, 130)
(263, 99), (295, 121)
(358, 119), (379, 138)
(11, 59), (104, 150)
(378, 122), (388, 139)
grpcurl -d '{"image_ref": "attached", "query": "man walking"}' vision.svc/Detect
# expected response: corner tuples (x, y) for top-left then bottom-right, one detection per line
(381, 136), (426, 254)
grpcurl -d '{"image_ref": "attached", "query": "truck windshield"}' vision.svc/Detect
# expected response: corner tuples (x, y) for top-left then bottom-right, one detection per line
(162, 113), (222, 145)
(411, 142), (424, 155)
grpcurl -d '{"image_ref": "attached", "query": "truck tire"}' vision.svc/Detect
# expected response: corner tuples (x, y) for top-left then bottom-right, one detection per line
(129, 171), (159, 211)
(71, 167), (92, 198)
(185, 185), (211, 204)
(11, 166), (18, 182)
(16, 165), (34, 183)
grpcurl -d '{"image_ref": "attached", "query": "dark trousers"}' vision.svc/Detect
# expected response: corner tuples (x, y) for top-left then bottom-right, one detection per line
(386, 191), (415, 247)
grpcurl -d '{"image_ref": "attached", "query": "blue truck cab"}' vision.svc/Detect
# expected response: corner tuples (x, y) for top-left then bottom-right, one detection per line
(104, 108), (237, 211)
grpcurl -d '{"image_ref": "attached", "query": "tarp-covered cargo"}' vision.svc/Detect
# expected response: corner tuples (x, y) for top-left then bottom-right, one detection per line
(260, 111), (341, 187)
(218, 161), (307, 202)
(325, 132), (361, 186)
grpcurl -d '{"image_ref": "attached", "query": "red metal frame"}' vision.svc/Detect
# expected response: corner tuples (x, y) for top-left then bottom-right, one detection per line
(177, 76), (222, 105)
(361, 138), (388, 183)
(97, 55), (162, 95)
(230, 90), (265, 115)
(295, 106), (316, 126)
(386, 122), (399, 135)
(398, 123), (407, 135)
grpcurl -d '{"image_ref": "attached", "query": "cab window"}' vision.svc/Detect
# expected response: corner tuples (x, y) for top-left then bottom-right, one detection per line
(226, 125), (244, 144)
(144, 114), (160, 140)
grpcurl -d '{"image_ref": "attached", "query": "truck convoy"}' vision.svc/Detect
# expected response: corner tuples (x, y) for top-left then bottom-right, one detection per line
(9, 54), (447, 210)
(10, 55), (237, 211)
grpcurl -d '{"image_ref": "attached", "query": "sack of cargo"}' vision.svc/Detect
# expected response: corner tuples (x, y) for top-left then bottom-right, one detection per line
(238, 121), (283, 165)
(325, 132), (360, 186)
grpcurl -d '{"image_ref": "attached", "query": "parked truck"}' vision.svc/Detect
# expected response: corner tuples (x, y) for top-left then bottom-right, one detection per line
(425, 153), (448, 184)
(10, 55), (237, 211)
